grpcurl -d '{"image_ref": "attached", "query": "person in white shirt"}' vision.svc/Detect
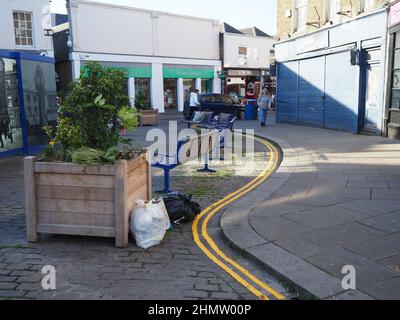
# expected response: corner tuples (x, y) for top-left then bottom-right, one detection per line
(189, 89), (200, 108)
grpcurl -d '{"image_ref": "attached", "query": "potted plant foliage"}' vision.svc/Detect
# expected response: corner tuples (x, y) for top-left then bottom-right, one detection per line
(136, 90), (159, 126)
(24, 62), (152, 248)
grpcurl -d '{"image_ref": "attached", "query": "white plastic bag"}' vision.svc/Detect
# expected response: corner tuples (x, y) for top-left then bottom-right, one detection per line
(152, 198), (172, 231)
(130, 200), (169, 250)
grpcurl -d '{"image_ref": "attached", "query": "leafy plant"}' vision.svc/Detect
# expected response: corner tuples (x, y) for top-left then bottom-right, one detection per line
(38, 62), (140, 164)
(118, 106), (139, 131)
(67, 148), (105, 165)
(135, 90), (151, 110)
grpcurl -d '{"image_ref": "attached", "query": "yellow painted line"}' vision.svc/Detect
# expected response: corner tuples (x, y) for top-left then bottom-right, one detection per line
(192, 134), (285, 300)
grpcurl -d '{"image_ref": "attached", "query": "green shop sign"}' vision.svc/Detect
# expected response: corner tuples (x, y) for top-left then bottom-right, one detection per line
(163, 67), (214, 79)
(80, 65), (152, 78)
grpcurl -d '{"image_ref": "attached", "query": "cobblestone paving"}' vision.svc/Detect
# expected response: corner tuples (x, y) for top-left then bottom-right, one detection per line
(0, 135), (286, 300)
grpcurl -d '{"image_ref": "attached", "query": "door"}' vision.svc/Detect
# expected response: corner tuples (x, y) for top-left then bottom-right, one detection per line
(276, 61), (298, 124)
(324, 51), (358, 133)
(298, 57), (325, 127)
(363, 62), (381, 131)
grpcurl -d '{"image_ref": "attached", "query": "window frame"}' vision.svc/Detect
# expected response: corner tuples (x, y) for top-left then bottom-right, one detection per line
(13, 10), (34, 48)
(294, 0), (308, 33)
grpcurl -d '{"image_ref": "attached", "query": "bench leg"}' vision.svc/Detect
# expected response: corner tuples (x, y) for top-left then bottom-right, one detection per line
(197, 153), (216, 173)
(156, 168), (173, 194)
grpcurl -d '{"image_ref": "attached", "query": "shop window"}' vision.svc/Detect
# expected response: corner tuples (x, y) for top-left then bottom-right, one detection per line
(183, 79), (195, 102)
(294, 0), (308, 32)
(134, 78), (151, 109)
(391, 32), (400, 110)
(164, 79), (177, 110)
(13, 11), (33, 47)
(201, 79), (212, 93)
(0, 58), (23, 152)
(20, 60), (58, 147)
(239, 47), (248, 66)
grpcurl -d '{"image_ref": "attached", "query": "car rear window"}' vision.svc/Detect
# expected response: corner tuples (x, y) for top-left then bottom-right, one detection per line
(202, 95), (214, 103)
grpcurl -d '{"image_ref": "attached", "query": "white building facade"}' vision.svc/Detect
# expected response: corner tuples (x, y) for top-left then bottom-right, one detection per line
(66, 0), (222, 113)
(0, 0), (54, 56)
(221, 25), (276, 100)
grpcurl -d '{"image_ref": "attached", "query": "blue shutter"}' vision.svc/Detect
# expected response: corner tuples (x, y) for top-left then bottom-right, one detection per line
(324, 51), (359, 133)
(298, 57), (325, 127)
(276, 61), (298, 124)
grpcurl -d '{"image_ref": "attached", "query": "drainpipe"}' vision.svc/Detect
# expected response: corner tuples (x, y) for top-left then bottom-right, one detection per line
(66, 0), (78, 79)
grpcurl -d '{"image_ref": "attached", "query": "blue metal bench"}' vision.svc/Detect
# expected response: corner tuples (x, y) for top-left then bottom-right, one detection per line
(151, 131), (220, 194)
(151, 139), (189, 194)
(198, 113), (236, 132)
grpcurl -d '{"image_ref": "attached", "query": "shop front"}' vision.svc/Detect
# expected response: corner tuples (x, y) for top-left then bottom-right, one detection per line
(386, 1), (400, 139)
(225, 69), (264, 102)
(162, 65), (215, 111)
(0, 50), (57, 158)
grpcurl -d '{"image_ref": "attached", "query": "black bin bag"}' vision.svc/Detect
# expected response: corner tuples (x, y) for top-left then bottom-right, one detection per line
(162, 192), (202, 224)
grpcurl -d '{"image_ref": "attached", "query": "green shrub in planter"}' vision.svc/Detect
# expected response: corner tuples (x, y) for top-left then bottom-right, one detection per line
(39, 62), (140, 164)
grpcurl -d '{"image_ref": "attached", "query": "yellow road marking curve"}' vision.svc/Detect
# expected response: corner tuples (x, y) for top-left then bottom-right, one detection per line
(192, 135), (284, 300)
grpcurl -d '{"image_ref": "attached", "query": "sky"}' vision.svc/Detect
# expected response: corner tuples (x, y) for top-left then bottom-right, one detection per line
(50, 0), (277, 35)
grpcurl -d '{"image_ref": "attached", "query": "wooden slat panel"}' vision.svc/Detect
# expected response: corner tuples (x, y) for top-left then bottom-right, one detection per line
(127, 162), (147, 184)
(127, 156), (147, 175)
(35, 173), (114, 188)
(37, 223), (115, 237)
(24, 157), (39, 242)
(38, 211), (114, 227)
(37, 198), (114, 215)
(114, 160), (129, 248)
(127, 184), (148, 213)
(37, 186), (114, 202)
(34, 162), (114, 175)
(127, 175), (147, 196)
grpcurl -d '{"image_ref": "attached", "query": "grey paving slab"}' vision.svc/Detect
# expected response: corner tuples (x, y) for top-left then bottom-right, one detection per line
(346, 233), (400, 261)
(346, 181), (389, 189)
(301, 223), (386, 248)
(249, 201), (313, 218)
(372, 189), (400, 200)
(285, 206), (369, 229)
(249, 216), (312, 242)
(359, 211), (400, 233)
(377, 255), (400, 273)
(274, 236), (327, 259)
(306, 248), (397, 291)
(363, 277), (400, 300)
(338, 199), (400, 216)
(328, 290), (374, 300)
(389, 182), (400, 189)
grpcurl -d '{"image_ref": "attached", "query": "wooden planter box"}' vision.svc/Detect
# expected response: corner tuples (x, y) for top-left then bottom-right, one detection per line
(24, 154), (152, 248)
(139, 109), (159, 126)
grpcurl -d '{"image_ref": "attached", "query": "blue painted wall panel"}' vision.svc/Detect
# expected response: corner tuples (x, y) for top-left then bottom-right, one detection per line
(276, 61), (298, 124)
(298, 57), (325, 128)
(324, 52), (358, 133)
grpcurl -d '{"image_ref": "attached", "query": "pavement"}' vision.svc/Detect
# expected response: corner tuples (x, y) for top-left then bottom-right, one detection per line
(0, 120), (291, 300)
(222, 113), (400, 300)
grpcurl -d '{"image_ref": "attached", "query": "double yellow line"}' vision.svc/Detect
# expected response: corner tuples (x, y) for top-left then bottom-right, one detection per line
(192, 135), (285, 300)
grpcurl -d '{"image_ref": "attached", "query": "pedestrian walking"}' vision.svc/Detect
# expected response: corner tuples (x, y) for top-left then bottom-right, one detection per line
(189, 89), (200, 109)
(257, 88), (272, 127)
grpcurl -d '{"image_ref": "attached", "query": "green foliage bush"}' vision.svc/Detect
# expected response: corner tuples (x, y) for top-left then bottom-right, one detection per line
(39, 62), (140, 164)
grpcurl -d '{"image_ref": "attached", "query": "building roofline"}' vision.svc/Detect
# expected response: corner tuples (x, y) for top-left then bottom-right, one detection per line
(71, 0), (220, 24)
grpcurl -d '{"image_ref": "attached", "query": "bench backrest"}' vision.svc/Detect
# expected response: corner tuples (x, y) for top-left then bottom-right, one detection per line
(177, 130), (219, 165)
